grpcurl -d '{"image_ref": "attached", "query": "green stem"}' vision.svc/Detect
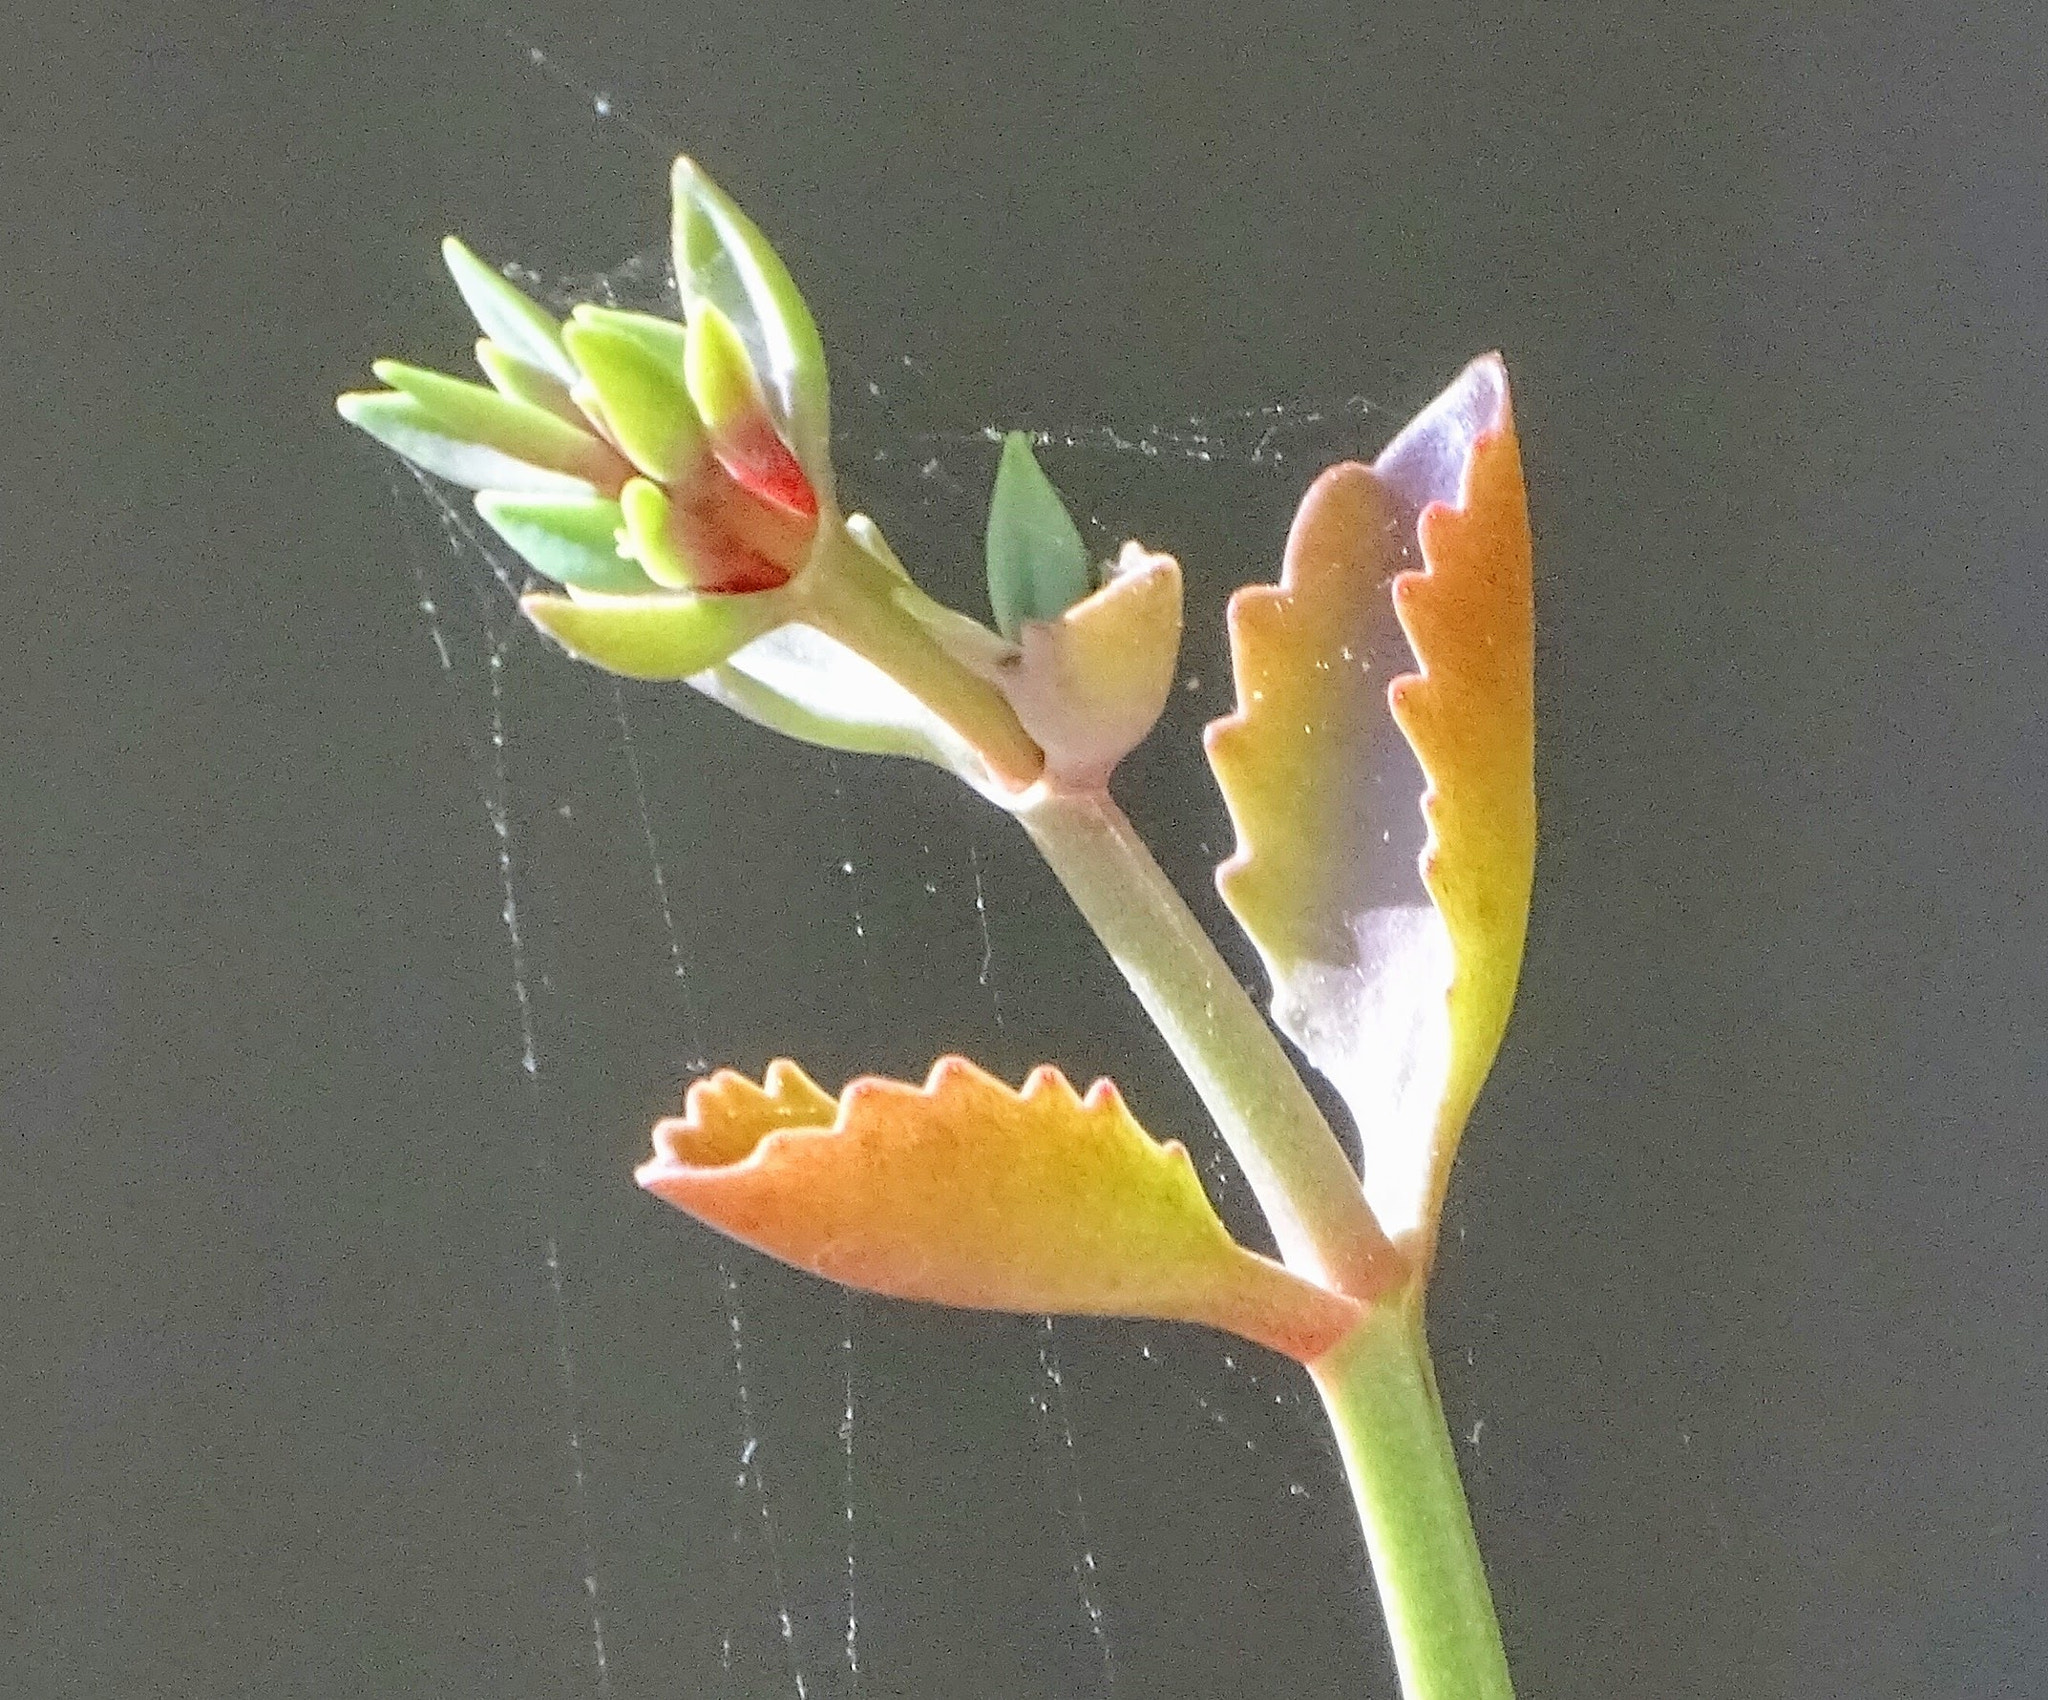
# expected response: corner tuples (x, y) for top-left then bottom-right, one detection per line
(1021, 788), (1512, 1700)
(1016, 786), (1398, 1299)
(800, 526), (1046, 788)
(1311, 1296), (1515, 1700)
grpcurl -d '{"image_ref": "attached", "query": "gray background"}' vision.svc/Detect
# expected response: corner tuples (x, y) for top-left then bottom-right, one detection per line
(10, 1), (2044, 1696)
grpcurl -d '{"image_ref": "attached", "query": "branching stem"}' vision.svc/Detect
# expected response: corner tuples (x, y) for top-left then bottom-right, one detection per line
(810, 527), (1513, 1700)
(799, 527), (1045, 788)
(1017, 786), (1514, 1700)
(1016, 785), (1399, 1300)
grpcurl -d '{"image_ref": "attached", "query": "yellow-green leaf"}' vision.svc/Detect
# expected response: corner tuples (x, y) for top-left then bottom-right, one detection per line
(367, 359), (629, 491)
(474, 338), (587, 428)
(336, 390), (599, 495)
(520, 587), (784, 679)
(474, 492), (652, 593)
(562, 307), (705, 484)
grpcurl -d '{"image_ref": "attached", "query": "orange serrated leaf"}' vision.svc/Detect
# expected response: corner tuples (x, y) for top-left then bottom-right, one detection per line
(1389, 377), (1536, 1198)
(1204, 355), (1533, 1257)
(637, 1056), (1361, 1362)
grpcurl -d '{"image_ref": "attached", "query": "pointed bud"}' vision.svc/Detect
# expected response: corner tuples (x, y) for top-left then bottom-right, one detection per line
(440, 237), (579, 387)
(985, 432), (1093, 639)
(562, 307), (705, 484)
(364, 359), (629, 491)
(473, 491), (652, 593)
(670, 156), (832, 493)
(684, 302), (817, 516)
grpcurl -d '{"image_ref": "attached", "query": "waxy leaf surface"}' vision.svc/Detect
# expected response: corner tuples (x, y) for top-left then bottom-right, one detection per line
(985, 431), (1093, 638)
(1205, 355), (1533, 1253)
(521, 588), (783, 679)
(441, 236), (579, 386)
(475, 491), (653, 593)
(561, 309), (704, 485)
(671, 157), (832, 498)
(335, 391), (601, 496)
(998, 542), (1183, 787)
(474, 339), (587, 428)
(694, 611), (992, 784)
(638, 1058), (1360, 1361)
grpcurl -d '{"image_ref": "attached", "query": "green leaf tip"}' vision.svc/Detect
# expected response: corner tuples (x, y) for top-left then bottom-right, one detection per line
(336, 389), (599, 495)
(682, 301), (767, 434)
(985, 431), (1093, 639)
(560, 311), (703, 483)
(668, 156), (831, 494)
(520, 588), (783, 680)
(474, 491), (653, 593)
(366, 359), (623, 488)
(440, 236), (578, 387)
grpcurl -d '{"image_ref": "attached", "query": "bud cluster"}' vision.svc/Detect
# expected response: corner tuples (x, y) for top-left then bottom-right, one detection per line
(339, 233), (821, 599)
(338, 158), (1184, 798)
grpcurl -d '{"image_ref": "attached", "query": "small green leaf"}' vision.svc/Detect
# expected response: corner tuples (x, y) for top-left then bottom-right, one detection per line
(369, 360), (624, 488)
(682, 302), (768, 439)
(521, 589), (782, 680)
(562, 310), (705, 483)
(570, 304), (691, 369)
(617, 478), (701, 589)
(474, 339), (586, 428)
(336, 391), (596, 494)
(670, 157), (832, 493)
(474, 492), (653, 593)
(985, 432), (1092, 639)
(441, 237), (579, 386)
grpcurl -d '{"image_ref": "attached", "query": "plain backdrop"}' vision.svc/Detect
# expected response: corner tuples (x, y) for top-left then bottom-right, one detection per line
(9, 2), (2044, 1697)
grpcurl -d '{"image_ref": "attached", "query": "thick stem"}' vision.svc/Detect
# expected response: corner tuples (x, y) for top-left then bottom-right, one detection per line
(800, 527), (1046, 788)
(1311, 1296), (1515, 1700)
(1016, 786), (1399, 1299)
